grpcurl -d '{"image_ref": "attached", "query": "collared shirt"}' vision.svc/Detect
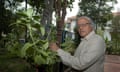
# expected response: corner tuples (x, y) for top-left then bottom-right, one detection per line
(57, 31), (106, 72)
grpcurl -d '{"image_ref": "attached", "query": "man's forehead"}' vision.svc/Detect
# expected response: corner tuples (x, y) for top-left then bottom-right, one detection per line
(77, 18), (90, 24)
(78, 18), (90, 22)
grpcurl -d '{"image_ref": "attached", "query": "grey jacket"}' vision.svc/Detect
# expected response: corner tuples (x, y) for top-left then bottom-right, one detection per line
(57, 31), (106, 72)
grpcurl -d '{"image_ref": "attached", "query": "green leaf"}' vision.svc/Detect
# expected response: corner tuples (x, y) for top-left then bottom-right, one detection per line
(40, 26), (45, 36)
(20, 43), (32, 58)
(16, 20), (22, 24)
(40, 50), (49, 57)
(24, 8), (33, 17)
(32, 16), (40, 20)
(42, 41), (49, 50)
(34, 55), (46, 65)
(16, 12), (28, 17)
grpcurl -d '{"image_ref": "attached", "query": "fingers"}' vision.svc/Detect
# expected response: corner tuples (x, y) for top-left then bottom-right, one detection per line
(49, 42), (59, 52)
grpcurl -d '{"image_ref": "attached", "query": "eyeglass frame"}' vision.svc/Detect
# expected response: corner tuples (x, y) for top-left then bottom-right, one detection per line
(77, 23), (91, 28)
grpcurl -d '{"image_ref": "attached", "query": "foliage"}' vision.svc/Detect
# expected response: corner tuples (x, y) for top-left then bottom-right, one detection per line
(5, 9), (59, 67)
(2, 0), (76, 71)
(27, 0), (44, 14)
(61, 37), (77, 55)
(108, 15), (120, 55)
(103, 15), (120, 55)
(112, 15), (120, 31)
(4, 8), (78, 71)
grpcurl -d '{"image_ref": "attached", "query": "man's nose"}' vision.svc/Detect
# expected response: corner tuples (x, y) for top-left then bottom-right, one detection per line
(79, 26), (83, 30)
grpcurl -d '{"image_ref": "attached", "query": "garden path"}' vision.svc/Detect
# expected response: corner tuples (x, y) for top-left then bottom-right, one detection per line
(104, 55), (120, 72)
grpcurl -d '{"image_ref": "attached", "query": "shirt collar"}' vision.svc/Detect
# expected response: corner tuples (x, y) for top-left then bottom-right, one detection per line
(81, 30), (95, 41)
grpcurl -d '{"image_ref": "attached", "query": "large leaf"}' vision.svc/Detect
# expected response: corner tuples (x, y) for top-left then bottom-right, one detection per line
(34, 55), (46, 65)
(24, 8), (33, 18)
(16, 12), (28, 18)
(39, 50), (49, 57)
(42, 41), (49, 50)
(40, 26), (45, 36)
(32, 16), (40, 21)
(20, 43), (32, 58)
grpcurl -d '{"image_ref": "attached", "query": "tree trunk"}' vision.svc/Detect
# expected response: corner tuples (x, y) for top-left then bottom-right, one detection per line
(55, 0), (67, 44)
(55, 1), (67, 72)
(40, 0), (54, 39)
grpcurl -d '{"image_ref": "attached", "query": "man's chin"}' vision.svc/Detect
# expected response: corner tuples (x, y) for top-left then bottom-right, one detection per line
(80, 34), (85, 38)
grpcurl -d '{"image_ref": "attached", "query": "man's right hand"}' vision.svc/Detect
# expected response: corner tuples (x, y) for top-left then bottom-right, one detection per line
(49, 42), (59, 52)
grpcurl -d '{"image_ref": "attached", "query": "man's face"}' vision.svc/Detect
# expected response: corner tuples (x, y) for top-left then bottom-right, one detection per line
(77, 18), (93, 38)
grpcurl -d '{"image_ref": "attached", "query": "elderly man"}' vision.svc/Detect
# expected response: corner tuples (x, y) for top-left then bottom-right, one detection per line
(49, 16), (106, 72)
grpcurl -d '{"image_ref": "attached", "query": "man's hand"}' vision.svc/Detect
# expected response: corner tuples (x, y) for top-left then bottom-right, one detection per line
(49, 42), (59, 52)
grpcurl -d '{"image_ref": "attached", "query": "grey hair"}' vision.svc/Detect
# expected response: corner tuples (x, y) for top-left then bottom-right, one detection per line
(76, 16), (96, 30)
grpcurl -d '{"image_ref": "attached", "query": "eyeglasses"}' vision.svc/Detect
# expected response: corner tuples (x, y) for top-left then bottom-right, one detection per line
(77, 23), (90, 28)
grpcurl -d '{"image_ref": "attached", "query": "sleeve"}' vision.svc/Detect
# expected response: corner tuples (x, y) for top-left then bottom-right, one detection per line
(57, 37), (106, 70)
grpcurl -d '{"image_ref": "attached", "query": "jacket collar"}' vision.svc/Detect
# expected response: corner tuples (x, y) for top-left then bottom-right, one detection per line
(81, 30), (95, 41)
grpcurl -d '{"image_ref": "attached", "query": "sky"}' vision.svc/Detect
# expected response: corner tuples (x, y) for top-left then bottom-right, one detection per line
(112, 0), (120, 12)
(65, 0), (120, 20)
(65, 0), (79, 20)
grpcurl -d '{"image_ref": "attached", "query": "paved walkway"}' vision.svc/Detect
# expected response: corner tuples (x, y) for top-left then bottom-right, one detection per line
(104, 55), (120, 72)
